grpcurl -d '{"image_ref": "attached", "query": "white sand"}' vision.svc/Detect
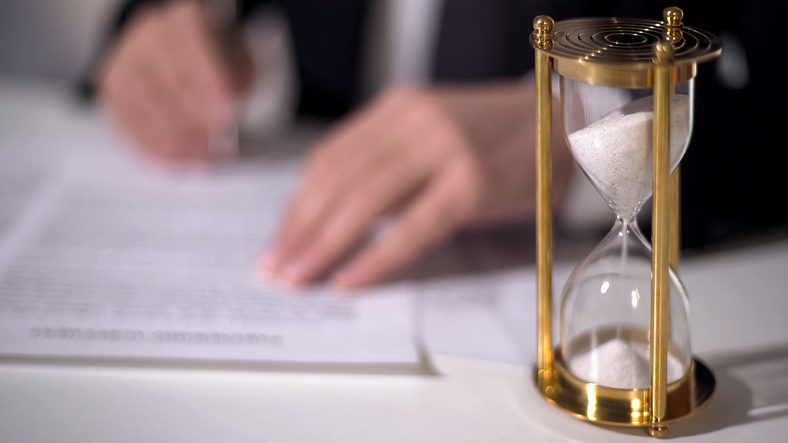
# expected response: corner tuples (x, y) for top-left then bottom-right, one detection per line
(567, 338), (686, 389)
(567, 94), (690, 218)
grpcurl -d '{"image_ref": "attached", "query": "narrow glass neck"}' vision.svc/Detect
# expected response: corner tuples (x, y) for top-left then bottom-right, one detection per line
(611, 215), (650, 248)
(616, 215), (638, 230)
(614, 203), (643, 226)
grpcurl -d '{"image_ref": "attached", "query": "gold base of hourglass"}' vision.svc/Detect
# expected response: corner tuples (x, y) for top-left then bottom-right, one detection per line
(533, 328), (715, 433)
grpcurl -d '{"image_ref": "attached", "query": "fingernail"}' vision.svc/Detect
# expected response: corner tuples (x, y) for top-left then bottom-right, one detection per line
(258, 253), (279, 273)
(332, 268), (363, 290)
(280, 278), (305, 292)
(256, 256), (277, 280)
(281, 261), (306, 285)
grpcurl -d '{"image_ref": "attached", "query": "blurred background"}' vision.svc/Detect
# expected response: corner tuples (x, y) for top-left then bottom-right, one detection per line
(0, 0), (118, 81)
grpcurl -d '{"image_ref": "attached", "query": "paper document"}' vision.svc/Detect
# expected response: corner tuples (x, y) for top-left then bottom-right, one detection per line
(0, 151), (418, 366)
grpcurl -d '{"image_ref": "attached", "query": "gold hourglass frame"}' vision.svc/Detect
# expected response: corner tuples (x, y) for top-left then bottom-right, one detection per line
(531, 7), (721, 437)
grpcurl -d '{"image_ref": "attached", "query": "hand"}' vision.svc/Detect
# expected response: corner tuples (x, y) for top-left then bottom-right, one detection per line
(260, 85), (571, 290)
(98, 0), (252, 164)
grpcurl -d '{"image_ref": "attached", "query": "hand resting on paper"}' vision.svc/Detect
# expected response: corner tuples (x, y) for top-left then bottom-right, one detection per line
(260, 85), (572, 290)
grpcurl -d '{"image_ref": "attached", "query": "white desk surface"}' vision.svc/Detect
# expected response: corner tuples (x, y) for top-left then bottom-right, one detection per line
(1, 79), (788, 442)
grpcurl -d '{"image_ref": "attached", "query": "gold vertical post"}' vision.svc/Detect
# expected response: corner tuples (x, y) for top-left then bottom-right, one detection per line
(666, 6), (684, 273)
(650, 39), (674, 438)
(533, 15), (555, 388)
(669, 168), (681, 270)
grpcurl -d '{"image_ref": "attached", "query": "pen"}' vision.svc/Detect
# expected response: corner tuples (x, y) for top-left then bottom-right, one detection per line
(202, 0), (244, 158)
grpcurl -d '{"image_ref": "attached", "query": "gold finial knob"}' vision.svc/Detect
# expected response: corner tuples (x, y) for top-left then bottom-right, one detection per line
(663, 7), (683, 26)
(649, 423), (669, 438)
(533, 15), (554, 49)
(533, 15), (554, 34)
(663, 7), (684, 42)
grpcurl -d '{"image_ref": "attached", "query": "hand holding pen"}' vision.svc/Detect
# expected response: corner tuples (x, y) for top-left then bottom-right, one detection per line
(98, 0), (251, 165)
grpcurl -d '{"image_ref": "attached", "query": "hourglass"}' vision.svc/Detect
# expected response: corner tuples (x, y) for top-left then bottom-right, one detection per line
(531, 8), (721, 436)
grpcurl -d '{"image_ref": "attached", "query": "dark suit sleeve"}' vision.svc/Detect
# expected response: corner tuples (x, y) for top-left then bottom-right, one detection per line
(279, 0), (369, 118)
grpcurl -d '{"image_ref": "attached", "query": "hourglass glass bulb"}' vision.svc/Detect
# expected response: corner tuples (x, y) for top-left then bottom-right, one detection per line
(558, 77), (695, 390)
(563, 79), (693, 220)
(559, 220), (692, 389)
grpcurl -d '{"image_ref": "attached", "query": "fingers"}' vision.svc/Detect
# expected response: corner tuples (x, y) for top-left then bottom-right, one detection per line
(261, 88), (438, 276)
(333, 157), (482, 289)
(98, 0), (238, 164)
(264, 127), (410, 273)
(260, 87), (485, 290)
(272, 145), (431, 285)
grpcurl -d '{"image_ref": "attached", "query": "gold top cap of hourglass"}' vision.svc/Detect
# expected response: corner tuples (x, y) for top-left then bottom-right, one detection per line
(530, 7), (722, 88)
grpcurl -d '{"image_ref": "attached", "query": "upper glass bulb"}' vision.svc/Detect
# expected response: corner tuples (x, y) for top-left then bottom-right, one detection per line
(562, 78), (694, 220)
